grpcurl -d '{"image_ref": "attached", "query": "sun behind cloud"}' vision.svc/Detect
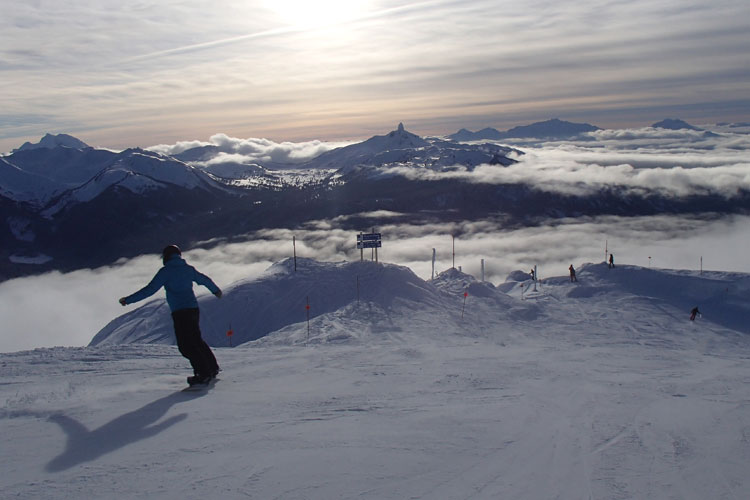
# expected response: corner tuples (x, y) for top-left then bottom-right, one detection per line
(263, 0), (371, 29)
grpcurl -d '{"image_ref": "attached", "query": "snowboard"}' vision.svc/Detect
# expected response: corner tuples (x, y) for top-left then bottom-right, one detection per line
(183, 377), (218, 392)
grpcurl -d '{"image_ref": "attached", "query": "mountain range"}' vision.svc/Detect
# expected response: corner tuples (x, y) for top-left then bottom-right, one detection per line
(447, 118), (601, 141)
(0, 119), (746, 281)
(447, 117), (717, 141)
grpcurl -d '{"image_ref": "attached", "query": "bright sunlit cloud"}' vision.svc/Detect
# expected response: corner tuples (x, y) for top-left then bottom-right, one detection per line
(148, 133), (354, 164)
(263, 0), (372, 28)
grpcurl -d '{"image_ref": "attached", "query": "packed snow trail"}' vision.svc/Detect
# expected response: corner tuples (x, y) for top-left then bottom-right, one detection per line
(1, 261), (749, 499)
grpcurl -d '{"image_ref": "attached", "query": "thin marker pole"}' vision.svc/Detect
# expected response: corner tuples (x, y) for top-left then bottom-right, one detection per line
(306, 296), (310, 344)
(432, 248), (436, 280)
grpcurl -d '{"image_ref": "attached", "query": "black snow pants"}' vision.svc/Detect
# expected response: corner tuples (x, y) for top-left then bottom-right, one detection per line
(171, 308), (219, 377)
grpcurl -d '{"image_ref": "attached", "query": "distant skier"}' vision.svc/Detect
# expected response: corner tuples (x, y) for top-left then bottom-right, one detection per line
(569, 264), (577, 282)
(608, 253), (615, 268)
(119, 245), (223, 385)
(530, 268), (535, 281)
(690, 306), (701, 321)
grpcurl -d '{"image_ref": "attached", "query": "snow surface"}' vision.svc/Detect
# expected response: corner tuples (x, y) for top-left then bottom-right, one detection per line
(39, 150), (222, 217)
(0, 157), (61, 204)
(1, 260), (749, 499)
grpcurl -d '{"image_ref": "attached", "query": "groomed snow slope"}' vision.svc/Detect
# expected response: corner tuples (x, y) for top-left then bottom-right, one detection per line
(1, 261), (749, 499)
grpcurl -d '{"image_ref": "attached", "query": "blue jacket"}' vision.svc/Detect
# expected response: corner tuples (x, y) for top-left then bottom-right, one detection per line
(123, 256), (221, 312)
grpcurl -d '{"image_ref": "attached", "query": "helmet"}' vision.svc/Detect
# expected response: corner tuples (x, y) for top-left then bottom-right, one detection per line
(162, 244), (181, 264)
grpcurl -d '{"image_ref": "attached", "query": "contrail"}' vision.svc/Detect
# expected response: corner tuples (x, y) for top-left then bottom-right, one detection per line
(120, 26), (299, 64)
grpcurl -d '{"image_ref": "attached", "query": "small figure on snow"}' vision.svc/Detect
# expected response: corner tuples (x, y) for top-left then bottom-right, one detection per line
(119, 245), (223, 386)
(530, 268), (535, 281)
(569, 264), (578, 282)
(690, 306), (701, 321)
(608, 253), (615, 268)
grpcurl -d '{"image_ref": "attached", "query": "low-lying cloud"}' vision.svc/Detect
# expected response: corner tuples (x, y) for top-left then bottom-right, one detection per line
(149, 133), (353, 165)
(379, 125), (750, 199)
(151, 125), (750, 200)
(2, 212), (749, 353)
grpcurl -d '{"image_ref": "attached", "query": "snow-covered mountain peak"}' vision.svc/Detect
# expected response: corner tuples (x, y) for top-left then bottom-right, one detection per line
(363, 123), (428, 151)
(448, 118), (600, 141)
(651, 118), (702, 131)
(37, 148), (224, 218)
(13, 133), (90, 153)
(302, 123), (517, 174)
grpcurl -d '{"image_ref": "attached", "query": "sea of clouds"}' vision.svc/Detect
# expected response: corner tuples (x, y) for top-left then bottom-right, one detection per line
(150, 124), (750, 200)
(2, 212), (748, 353)
(379, 124), (750, 199)
(148, 133), (355, 166)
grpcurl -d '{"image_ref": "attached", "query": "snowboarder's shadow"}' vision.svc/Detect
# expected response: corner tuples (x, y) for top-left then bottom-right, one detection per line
(45, 390), (204, 472)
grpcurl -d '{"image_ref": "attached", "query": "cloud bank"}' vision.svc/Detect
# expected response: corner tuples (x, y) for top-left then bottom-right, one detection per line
(378, 125), (750, 199)
(148, 133), (353, 165)
(2, 212), (749, 353)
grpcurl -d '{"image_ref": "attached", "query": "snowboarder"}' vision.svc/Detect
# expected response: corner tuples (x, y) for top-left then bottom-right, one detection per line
(569, 264), (577, 282)
(530, 268), (535, 281)
(690, 306), (701, 321)
(608, 253), (615, 268)
(119, 245), (223, 385)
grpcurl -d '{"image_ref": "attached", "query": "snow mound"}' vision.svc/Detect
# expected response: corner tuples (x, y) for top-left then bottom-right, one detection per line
(92, 258), (470, 347)
(92, 258), (750, 350)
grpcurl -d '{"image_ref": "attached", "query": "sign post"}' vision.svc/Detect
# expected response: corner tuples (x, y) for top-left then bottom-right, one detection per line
(432, 248), (436, 280)
(452, 235), (456, 269)
(306, 296), (310, 344)
(293, 235), (297, 272)
(357, 232), (382, 261)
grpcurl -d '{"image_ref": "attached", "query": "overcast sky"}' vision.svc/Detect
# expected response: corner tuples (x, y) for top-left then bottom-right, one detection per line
(1, 0), (749, 152)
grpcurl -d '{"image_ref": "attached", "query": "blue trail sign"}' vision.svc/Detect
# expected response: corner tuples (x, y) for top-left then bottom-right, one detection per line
(357, 232), (382, 259)
(357, 240), (382, 249)
(357, 233), (381, 242)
